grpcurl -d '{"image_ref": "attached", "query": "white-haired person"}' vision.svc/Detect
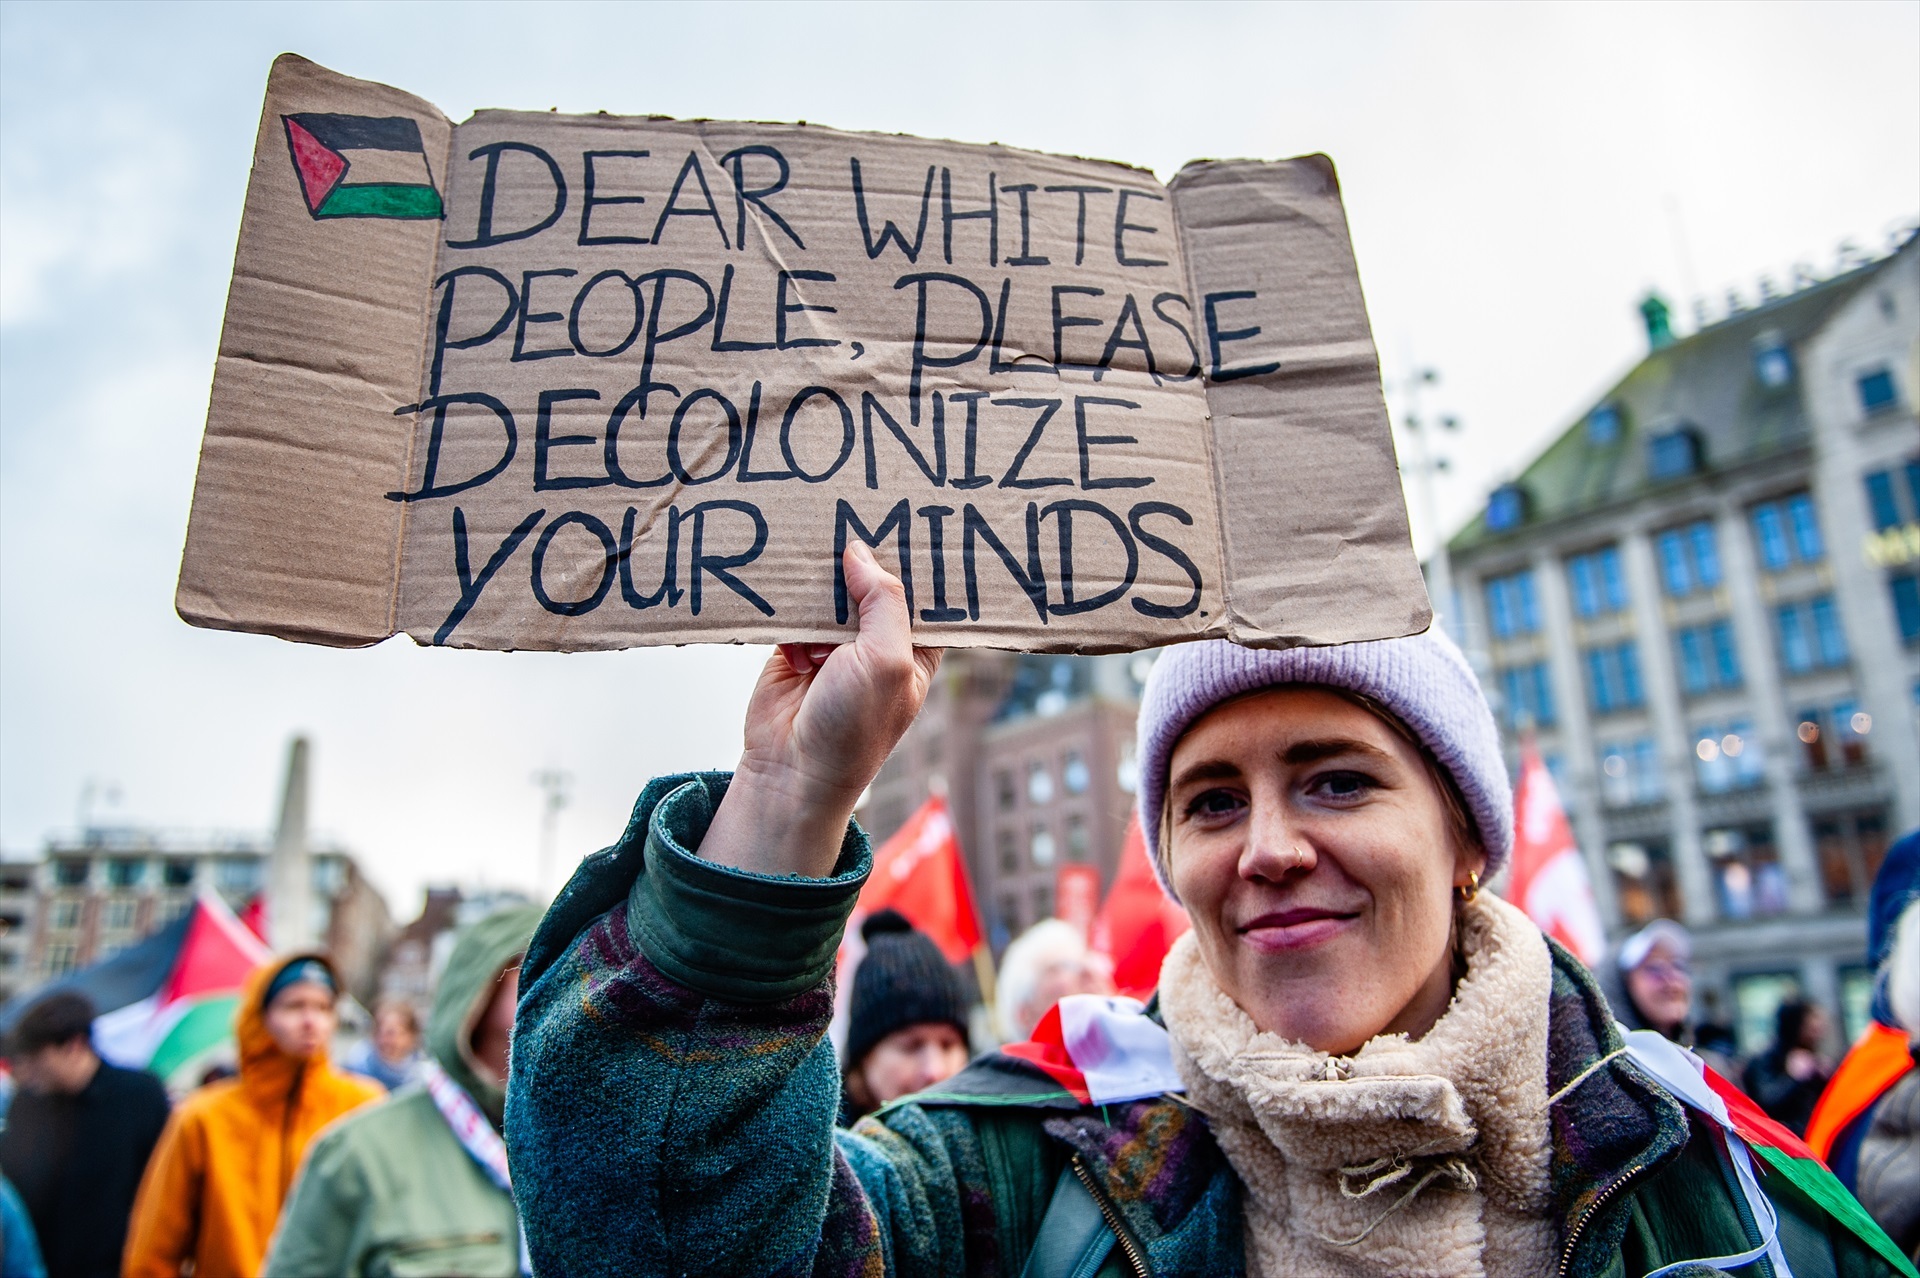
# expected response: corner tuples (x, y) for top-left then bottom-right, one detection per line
(505, 544), (1907, 1277)
(993, 917), (1113, 1044)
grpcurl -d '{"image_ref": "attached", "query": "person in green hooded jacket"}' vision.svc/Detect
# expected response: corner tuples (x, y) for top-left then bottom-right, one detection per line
(263, 903), (542, 1278)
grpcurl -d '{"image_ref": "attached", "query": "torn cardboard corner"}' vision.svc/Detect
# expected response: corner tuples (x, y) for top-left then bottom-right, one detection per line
(176, 53), (1430, 654)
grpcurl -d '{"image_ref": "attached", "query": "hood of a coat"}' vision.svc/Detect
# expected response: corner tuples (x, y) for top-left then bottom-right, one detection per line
(428, 903), (543, 1120)
(236, 951), (338, 1100)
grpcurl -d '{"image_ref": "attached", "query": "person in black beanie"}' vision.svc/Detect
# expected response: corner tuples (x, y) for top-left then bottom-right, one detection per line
(841, 910), (972, 1122)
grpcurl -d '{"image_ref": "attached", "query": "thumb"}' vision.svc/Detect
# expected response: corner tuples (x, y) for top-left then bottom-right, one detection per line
(844, 541), (913, 654)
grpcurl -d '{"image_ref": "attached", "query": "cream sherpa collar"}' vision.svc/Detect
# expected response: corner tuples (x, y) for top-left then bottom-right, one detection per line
(1158, 892), (1556, 1278)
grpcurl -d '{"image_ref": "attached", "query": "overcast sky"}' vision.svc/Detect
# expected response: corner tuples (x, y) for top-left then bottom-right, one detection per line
(2, 0), (1915, 918)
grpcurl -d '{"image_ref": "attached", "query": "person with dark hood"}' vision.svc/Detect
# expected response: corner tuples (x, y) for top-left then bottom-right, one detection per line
(122, 955), (382, 1278)
(263, 903), (543, 1277)
(1744, 996), (1835, 1136)
(1808, 829), (1920, 1195)
(839, 910), (971, 1123)
(0, 992), (166, 1278)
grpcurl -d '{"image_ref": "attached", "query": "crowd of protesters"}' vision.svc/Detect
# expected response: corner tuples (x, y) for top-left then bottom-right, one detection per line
(0, 574), (1913, 1273)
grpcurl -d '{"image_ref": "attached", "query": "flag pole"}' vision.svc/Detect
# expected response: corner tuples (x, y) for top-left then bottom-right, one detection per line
(970, 943), (997, 1011)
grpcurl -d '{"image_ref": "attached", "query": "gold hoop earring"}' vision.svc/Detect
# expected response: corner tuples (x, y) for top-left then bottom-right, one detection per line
(1458, 870), (1481, 903)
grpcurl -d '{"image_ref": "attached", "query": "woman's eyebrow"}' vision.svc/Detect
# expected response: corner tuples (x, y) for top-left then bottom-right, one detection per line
(1169, 758), (1242, 790)
(1280, 738), (1396, 767)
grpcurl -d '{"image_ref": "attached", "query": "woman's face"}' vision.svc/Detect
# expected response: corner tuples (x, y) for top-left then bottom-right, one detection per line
(1165, 687), (1484, 1056)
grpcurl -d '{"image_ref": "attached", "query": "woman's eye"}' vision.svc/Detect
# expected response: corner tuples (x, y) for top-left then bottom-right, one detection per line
(1310, 770), (1377, 800)
(1183, 788), (1245, 821)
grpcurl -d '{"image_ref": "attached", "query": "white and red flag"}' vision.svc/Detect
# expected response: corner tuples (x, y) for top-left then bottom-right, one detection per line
(1505, 744), (1607, 965)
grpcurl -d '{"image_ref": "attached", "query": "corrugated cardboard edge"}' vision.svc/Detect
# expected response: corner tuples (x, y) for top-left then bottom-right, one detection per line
(175, 54), (450, 647)
(1171, 155), (1431, 649)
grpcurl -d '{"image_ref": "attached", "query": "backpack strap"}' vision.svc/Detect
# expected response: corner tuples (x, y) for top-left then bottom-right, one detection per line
(1019, 1162), (1117, 1278)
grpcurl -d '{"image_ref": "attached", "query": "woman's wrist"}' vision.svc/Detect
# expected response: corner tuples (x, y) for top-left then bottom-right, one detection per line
(701, 757), (862, 879)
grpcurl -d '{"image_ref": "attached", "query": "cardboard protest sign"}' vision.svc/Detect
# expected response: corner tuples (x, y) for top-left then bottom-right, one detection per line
(176, 54), (1429, 652)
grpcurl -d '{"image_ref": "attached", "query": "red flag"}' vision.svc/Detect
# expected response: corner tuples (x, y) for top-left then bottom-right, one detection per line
(1506, 744), (1606, 964)
(856, 794), (982, 963)
(1090, 814), (1189, 1000)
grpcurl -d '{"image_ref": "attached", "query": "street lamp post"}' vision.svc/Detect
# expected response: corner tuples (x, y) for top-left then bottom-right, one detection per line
(1393, 366), (1462, 637)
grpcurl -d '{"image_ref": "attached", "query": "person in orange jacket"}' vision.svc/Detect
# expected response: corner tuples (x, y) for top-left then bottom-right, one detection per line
(120, 954), (382, 1278)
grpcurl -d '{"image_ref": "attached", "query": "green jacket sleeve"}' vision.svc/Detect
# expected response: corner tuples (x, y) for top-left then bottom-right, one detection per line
(504, 773), (996, 1278)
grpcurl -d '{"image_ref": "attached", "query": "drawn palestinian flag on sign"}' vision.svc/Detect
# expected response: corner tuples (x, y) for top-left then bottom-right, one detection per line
(283, 113), (443, 220)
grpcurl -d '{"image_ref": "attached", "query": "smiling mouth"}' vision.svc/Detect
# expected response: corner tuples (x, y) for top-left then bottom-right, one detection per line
(1238, 908), (1360, 951)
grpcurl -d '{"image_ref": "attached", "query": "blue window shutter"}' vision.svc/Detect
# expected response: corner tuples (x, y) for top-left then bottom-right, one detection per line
(1779, 604), (1812, 673)
(1658, 531), (1690, 596)
(1535, 664), (1557, 727)
(1891, 574), (1920, 642)
(1691, 521), (1722, 587)
(1710, 621), (1741, 687)
(1619, 642), (1643, 706)
(1601, 547), (1627, 612)
(1754, 504), (1789, 570)
(1517, 572), (1539, 632)
(1787, 494), (1824, 561)
(1678, 630), (1708, 694)
(1811, 596), (1847, 665)
(1866, 471), (1901, 532)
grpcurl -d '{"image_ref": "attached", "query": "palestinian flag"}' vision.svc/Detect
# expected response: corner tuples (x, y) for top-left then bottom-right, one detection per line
(1622, 1029), (1918, 1277)
(282, 113), (443, 220)
(0, 894), (270, 1088)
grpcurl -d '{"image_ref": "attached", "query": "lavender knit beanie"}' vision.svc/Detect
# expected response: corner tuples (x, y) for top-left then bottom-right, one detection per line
(1136, 629), (1512, 901)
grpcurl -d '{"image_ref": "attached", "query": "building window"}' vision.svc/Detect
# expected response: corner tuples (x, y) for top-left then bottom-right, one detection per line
(1893, 572), (1920, 645)
(1499, 662), (1555, 730)
(1584, 641), (1643, 713)
(1600, 738), (1665, 806)
(103, 899), (137, 930)
(1753, 341), (1794, 389)
(1705, 826), (1788, 921)
(49, 900), (81, 930)
(1567, 547), (1627, 618)
(312, 858), (344, 896)
(1485, 485), (1529, 533)
(1026, 763), (1054, 806)
(1675, 620), (1741, 694)
(1485, 569), (1540, 639)
(1607, 840), (1683, 924)
(106, 858), (144, 889)
(1655, 520), (1722, 596)
(163, 859), (195, 888)
(1856, 366), (1899, 415)
(53, 860), (88, 888)
(995, 770), (1016, 811)
(997, 829), (1018, 875)
(1733, 972), (1802, 1058)
(1647, 428), (1703, 481)
(1814, 811), (1890, 907)
(1586, 404), (1622, 446)
(1030, 826), (1056, 868)
(998, 894), (1022, 936)
(1796, 703), (1873, 771)
(1777, 595), (1847, 672)
(1693, 721), (1763, 793)
(1751, 493), (1824, 570)
(1032, 885), (1053, 922)
(214, 859), (262, 893)
(1065, 816), (1089, 862)
(43, 944), (78, 978)
(1061, 751), (1090, 795)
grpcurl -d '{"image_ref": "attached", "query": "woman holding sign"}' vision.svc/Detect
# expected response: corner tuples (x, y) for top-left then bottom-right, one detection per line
(504, 544), (1905, 1277)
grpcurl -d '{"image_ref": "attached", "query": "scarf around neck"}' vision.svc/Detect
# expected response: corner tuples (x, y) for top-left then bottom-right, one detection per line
(1157, 891), (1557, 1278)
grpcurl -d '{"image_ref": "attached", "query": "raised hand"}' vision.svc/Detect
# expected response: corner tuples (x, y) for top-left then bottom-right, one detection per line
(702, 541), (942, 878)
